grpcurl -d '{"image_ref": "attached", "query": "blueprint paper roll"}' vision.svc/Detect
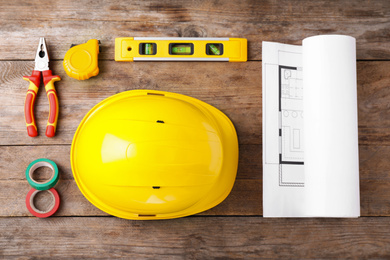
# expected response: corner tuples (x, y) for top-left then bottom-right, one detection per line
(302, 35), (360, 217)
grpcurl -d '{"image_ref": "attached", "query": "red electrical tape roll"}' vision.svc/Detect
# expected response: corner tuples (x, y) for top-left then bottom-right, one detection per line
(26, 188), (60, 218)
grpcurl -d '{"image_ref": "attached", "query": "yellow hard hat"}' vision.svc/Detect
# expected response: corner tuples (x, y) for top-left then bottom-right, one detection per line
(71, 90), (238, 220)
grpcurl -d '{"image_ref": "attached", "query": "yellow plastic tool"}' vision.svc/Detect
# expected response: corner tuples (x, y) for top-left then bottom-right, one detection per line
(71, 90), (239, 220)
(115, 37), (247, 62)
(63, 39), (100, 80)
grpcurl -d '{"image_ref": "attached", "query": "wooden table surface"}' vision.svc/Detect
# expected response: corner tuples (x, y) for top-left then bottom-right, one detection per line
(1, 0), (390, 258)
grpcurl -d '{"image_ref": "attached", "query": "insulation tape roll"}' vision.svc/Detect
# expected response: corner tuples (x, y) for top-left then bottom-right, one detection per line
(26, 158), (59, 190)
(26, 188), (60, 218)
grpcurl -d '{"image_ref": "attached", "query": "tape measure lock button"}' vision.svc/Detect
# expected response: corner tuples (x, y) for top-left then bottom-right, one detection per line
(26, 158), (59, 190)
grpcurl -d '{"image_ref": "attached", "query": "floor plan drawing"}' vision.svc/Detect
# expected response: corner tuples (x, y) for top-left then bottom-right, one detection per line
(262, 41), (307, 216)
(263, 36), (360, 218)
(279, 65), (304, 186)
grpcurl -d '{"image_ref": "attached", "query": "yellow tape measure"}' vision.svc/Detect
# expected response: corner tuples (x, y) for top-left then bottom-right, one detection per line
(63, 39), (100, 80)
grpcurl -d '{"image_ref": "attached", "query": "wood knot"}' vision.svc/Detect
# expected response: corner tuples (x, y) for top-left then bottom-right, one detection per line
(182, 25), (207, 37)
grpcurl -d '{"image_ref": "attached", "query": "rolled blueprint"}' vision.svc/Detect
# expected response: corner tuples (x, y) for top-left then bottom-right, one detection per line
(303, 35), (360, 217)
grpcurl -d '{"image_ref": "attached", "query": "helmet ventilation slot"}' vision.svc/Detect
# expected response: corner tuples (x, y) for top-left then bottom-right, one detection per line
(147, 92), (165, 96)
(152, 186), (160, 189)
(156, 120), (164, 123)
(138, 214), (156, 217)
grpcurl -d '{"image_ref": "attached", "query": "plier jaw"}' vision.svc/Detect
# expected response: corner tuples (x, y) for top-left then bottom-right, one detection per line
(34, 37), (50, 71)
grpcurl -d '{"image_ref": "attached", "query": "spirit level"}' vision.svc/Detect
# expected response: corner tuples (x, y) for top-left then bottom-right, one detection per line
(115, 37), (247, 62)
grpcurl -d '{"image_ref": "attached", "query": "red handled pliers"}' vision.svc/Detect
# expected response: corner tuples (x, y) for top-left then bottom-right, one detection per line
(23, 38), (60, 137)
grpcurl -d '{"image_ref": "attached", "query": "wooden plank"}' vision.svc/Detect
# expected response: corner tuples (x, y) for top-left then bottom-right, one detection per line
(0, 60), (262, 145)
(1, 60), (390, 145)
(0, 145), (263, 217)
(0, 0), (389, 60)
(1, 144), (388, 182)
(0, 145), (260, 181)
(357, 61), (390, 145)
(1, 145), (390, 217)
(0, 216), (390, 258)
(0, 179), (262, 217)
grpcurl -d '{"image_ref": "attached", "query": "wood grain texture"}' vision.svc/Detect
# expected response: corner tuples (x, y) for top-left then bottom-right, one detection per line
(1, 0), (390, 258)
(0, 179), (262, 217)
(1, 217), (390, 259)
(1, 61), (390, 146)
(0, 145), (261, 181)
(0, 0), (389, 60)
(1, 144), (390, 217)
(0, 61), (261, 145)
(0, 146), (262, 217)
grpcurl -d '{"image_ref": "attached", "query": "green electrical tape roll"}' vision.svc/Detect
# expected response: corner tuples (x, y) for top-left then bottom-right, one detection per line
(26, 158), (59, 190)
